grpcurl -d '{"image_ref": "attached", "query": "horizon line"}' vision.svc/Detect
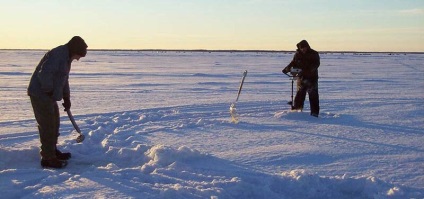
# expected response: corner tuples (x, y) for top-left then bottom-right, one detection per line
(0, 48), (423, 54)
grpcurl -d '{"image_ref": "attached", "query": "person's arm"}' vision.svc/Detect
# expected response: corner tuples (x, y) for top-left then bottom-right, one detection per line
(37, 51), (57, 95)
(310, 52), (320, 72)
(283, 51), (300, 73)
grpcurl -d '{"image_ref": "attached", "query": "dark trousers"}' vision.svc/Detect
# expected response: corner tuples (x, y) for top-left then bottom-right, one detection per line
(293, 78), (320, 115)
(30, 96), (60, 159)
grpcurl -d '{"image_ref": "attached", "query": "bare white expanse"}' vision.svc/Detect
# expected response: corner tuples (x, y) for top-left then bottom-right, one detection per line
(0, 50), (423, 198)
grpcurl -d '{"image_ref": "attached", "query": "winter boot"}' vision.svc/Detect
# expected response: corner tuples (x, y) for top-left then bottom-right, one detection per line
(291, 105), (303, 112)
(41, 158), (68, 169)
(311, 113), (319, 117)
(56, 149), (72, 161)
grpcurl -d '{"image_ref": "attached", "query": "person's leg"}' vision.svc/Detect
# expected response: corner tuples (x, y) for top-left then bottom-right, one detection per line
(54, 102), (60, 143)
(308, 80), (320, 117)
(30, 96), (67, 168)
(296, 78), (301, 92)
(52, 103), (71, 160)
(30, 96), (58, 160)
(293, 82), (307, 110)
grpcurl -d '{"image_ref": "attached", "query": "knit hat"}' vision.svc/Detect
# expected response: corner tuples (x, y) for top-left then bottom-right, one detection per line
(67, 36), (88, 57)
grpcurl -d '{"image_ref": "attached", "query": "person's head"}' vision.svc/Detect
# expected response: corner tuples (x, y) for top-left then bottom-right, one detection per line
(67, 36), (88, 60)
(297, 40), (310, 54)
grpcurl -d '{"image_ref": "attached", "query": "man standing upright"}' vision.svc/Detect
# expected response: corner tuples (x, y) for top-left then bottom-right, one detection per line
(28, 36), (88, 168)
(283, 40), (320, 117)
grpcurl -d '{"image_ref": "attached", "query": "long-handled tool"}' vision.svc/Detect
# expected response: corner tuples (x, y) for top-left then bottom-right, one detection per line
(230, 70), (248, 123)
(66, 109), (85, 143)
(283, 68), (301, 110)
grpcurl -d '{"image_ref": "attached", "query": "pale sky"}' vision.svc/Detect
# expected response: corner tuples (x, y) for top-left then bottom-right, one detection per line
(0, 0), (423, 52)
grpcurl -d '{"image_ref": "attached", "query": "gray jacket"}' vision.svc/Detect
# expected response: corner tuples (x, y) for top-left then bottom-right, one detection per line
(27, 45), (71, 101)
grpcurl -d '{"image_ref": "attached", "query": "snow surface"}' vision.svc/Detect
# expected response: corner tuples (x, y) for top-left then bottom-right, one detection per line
(0, 50), (423, 199)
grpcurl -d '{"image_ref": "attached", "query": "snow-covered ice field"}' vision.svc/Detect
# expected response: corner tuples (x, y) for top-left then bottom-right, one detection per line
(0, 50), (423, 198)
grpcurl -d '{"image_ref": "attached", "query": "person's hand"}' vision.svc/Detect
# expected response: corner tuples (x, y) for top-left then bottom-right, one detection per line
(62, 97), (71, 111)
(282, 68), (289, 74)
(297, 71), (303, 77)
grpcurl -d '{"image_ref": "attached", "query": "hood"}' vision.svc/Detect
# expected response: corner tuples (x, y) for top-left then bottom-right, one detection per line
(67, 36), (88, 57)
(296, 40), (310, 49)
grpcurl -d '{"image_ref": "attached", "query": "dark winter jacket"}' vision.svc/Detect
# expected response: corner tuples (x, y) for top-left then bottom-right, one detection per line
(27, 45), (71, 101)
(284, 40), (320, 81)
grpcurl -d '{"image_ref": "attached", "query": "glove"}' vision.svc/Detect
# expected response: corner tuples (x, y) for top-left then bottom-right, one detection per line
(62, 97), (71, 111)
(296, 71), (303, 77)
